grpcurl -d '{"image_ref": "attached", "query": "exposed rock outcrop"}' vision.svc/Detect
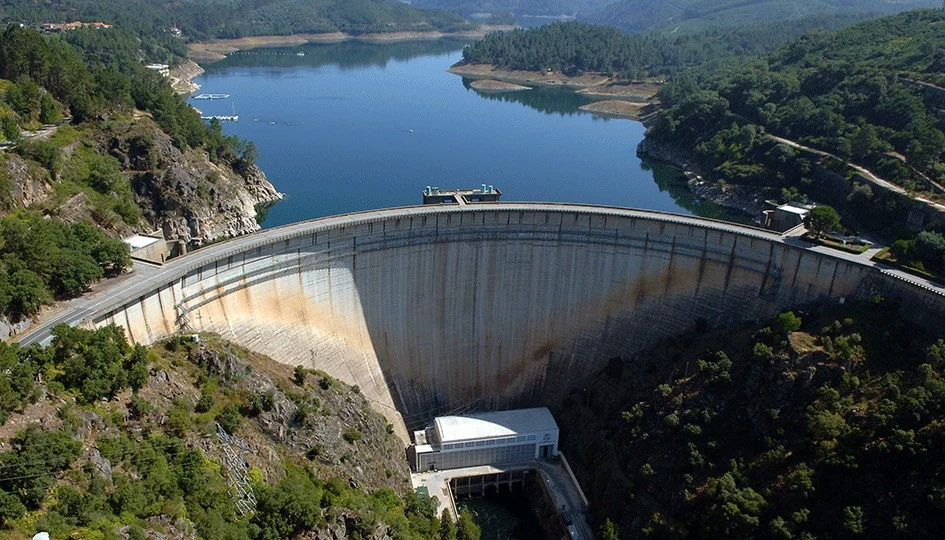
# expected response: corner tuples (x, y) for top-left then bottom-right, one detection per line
(169, 60), (204, 95)
(638, 136), (766, 218)
(636, 136), (703, 174)
(107, 123), (282, 247)
(3, 154), (51, 208)
(183, 342), (412, 494)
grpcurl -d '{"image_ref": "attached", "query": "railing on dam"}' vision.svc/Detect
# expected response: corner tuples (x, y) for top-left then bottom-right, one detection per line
(17, 202), (945, 349)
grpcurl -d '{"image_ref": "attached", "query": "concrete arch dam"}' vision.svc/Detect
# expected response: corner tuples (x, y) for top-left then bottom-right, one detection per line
(87, 204), (945, 434)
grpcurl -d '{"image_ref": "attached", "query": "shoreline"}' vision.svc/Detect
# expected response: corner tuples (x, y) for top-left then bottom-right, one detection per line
(169, 59), (204, 95)
(448, 63), (661, 101)
(637, 137), (766, 218)
(578, 100), (646, 120)
(187, 26), (516, 63)
(176, 42), (756, 222)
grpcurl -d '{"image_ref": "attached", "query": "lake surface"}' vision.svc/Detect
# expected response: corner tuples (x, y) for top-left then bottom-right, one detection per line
(192, 40), (746, 229)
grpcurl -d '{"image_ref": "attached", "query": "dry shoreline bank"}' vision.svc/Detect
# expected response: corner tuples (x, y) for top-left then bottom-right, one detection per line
(169, 59), (204, 95)
(450, 63), (660, 119)
(469, 79), (531, 92)
(449, 63), (660, 100)
(187, 26), (515, 63)
(578, 100), (646, 120)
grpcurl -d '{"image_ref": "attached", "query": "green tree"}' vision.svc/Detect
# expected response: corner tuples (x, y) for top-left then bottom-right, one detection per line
(842, 506), (865, 534)
(0, 426), (81, 509)
(51, 249), (103, 297)
(216, 404), (241, 434)
(600, 518), (621, 540)
(252, 468), (323, 539)
(703, 472), (767, 534)
(914, 231), (945, 266)
(126, 344), (150, 390)
(293, 365), (306, 386)
(0, 489), (26, 527)
(457, 507), (481, 540)
(776, 311), (802, 335)
(1, 115), (18, 141)
(52, 324), (132, 402)
(439, 508), (457, 540)
(5, 268), (50, 318)
(806, 205), (840, 237)
(38, 92), (61, 124)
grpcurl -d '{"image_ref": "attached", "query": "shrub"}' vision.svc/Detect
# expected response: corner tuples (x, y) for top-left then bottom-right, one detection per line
(342, 427), (362, 443)
(776, 311), (802, 336)
(216, 404), (241, 434)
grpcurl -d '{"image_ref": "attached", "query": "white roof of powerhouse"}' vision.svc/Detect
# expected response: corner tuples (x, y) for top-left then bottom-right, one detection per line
(435, 407), (558, 443)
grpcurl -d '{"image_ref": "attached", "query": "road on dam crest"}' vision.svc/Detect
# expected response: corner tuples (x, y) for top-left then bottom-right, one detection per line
(15, 203), (945, 437)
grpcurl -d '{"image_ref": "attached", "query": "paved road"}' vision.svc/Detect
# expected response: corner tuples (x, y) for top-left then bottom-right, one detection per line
(535, 458), (593, 540)
(13, 202), (945, 347)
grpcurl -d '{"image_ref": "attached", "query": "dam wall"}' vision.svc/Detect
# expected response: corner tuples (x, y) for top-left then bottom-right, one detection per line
(88, 205), (945, 434)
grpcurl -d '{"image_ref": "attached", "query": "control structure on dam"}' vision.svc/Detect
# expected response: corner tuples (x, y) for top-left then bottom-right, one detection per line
(23, 203), (945, 438)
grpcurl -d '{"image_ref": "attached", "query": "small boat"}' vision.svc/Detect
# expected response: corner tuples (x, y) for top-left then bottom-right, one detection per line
(296, 52), (305, 57)
(193, 93), (230, 100)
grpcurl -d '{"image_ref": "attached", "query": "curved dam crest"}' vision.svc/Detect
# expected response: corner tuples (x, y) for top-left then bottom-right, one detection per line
(84, 204), (945, 437)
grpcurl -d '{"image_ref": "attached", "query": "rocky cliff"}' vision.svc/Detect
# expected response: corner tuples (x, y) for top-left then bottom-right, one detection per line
(0, 333), (419, 539)
(106, 120), (282, 247)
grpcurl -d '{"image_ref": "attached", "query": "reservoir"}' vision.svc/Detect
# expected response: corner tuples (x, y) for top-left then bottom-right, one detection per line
(192, 40), (747, 228)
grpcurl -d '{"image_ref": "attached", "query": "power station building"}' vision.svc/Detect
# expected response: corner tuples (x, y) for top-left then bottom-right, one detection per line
(408, 408), (559, 472)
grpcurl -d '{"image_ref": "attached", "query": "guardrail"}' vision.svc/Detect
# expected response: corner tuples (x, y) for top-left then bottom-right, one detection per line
(19, 202), (945, 345)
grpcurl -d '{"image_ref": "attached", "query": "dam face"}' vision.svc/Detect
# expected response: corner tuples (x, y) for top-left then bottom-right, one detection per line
(93, 205), (945, 434)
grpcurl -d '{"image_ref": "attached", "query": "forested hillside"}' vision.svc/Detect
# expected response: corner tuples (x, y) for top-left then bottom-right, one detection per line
(562, 298), (945, 538)
(651, 9), (945, 237)
(410, 0), (613, 16)
(0, 0), (471, 40)
(0, 25), (279, 327)
(584, 0), (938, 35)
(460, 15), (870, 79)
(0, 329), (478, 539)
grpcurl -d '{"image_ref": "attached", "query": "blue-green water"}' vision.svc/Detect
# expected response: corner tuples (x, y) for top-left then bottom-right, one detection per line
(459, 492), (546, 540)
(192, 40), (745, 229)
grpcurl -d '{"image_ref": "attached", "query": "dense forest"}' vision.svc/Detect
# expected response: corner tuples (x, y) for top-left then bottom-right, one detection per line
(0, 328), (482, 539)
(584, 0), (939, 35)
(652, 9), (945, 237)
(0, 0), (471, 40)
(411, 0), (614, 17)
(411, 0), (937, 34)
(562, 298), (945, 538)
(461, 14), (877, 79)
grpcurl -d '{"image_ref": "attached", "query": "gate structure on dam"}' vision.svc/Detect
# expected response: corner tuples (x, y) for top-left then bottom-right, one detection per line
(21, 203), (945, 439)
